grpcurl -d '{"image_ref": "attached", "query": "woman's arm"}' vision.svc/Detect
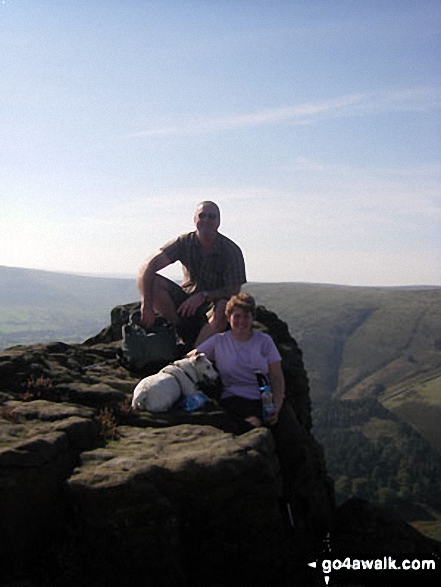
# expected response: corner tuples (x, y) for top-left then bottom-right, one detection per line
(186, 334), (218, 362)
(268, 360), (285, 424)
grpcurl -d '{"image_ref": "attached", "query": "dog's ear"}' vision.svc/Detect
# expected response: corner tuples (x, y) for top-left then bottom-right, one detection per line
(194, 352), (206, 362)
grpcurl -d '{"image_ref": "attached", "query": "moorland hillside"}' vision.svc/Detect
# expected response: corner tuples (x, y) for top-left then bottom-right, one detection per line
(246, 282), (441, 453)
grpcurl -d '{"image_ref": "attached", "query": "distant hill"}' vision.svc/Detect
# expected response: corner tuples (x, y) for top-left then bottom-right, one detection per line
(0, 266), (139, 349)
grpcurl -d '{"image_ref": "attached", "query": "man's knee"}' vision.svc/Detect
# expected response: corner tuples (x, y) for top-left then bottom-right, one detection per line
(152, 275), (187, 306)
(151, 274), (171, 295)
(209, 299), (228, 331)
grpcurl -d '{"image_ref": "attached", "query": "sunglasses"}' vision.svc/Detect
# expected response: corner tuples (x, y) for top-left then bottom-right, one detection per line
(198, 212), (217, 219)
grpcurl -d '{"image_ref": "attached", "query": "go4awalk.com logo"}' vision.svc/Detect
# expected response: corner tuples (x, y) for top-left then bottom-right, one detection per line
(307, 554), (440, 586)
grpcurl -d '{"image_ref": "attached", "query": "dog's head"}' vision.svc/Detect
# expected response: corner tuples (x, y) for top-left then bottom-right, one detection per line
(189, 353), (219, 383)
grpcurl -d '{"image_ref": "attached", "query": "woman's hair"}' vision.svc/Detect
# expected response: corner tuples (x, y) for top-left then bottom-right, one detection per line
(225, 292), (256, 318)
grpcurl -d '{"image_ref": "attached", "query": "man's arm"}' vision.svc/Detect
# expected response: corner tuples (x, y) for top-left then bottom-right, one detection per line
(138, 251), (172, 328)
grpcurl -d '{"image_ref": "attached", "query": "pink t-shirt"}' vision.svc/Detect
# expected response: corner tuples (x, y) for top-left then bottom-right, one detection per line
(196, 330), (282, 400)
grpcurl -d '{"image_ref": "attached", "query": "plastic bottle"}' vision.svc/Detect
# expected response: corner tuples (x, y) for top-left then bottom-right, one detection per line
(179, 392), (209, 412)
(255, 371), (275, 423)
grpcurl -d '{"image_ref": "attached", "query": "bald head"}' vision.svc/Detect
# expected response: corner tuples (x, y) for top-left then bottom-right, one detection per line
(196, 201), (220, 218)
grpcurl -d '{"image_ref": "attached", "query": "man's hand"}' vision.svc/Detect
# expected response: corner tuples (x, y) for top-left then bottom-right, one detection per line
(178, 292), (206, 317)
(140, 302), (156, 330)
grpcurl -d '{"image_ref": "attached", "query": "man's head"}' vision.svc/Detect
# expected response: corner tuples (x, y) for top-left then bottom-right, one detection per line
(194, 201), (221, 239)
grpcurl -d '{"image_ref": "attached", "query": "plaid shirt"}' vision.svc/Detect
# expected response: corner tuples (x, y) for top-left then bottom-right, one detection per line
(161, 231), (246, 294)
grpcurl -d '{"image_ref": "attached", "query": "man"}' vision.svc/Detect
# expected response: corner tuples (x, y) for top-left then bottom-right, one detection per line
(138, 201), (246, 345)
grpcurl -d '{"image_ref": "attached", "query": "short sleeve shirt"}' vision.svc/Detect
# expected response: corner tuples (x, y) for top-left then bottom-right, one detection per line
(161, 231), (246, 294)
(196, 330), (282, 400)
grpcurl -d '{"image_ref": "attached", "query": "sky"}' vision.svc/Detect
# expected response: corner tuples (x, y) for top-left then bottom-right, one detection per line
(1, 0), (440, 286)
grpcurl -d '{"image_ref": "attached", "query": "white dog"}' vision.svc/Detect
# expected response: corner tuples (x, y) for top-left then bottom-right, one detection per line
(131, 353), (219, 412)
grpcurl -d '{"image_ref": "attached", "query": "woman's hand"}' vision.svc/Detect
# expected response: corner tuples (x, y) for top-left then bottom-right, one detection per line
(265, 412), (279, 427)
(268, 361), (285, 426)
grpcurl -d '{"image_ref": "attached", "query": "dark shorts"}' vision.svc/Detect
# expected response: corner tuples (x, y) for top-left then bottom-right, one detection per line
(220, 396), (263, 420)
(164, 278), (210, 345)
(166, 279), (212, 317)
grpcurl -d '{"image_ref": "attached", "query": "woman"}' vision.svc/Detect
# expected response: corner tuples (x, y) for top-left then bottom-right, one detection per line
(196, 292), (311, 530)
(195, 292), (285, 430)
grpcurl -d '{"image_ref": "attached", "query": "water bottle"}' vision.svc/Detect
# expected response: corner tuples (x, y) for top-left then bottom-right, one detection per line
(179, 392), (209, 412)
(255, 371), (275, 423)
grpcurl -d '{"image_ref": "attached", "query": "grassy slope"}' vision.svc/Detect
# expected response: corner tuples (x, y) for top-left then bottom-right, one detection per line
(382, 373), (441, 453)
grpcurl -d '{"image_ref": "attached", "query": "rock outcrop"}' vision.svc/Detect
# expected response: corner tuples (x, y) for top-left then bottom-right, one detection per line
(68, 425), (285, 587)
(1, 303), (438, 586)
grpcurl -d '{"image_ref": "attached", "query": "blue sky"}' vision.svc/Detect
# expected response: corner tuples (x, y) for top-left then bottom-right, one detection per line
(1, 0), (440, 286)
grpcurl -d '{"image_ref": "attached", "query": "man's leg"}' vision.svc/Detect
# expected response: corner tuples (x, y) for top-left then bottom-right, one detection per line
(194, 298), (228, 345)
(150, 275), (186, 325)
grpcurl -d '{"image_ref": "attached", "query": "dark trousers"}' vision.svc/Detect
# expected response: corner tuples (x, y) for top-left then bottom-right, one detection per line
(271, 400), (308, 496)
(220, 396), (308, 493)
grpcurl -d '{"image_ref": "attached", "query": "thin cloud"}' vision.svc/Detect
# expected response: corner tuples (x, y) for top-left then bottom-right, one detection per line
(128, 87), (441, 138)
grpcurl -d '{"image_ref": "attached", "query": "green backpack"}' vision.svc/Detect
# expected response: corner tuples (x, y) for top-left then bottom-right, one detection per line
(121, 315), (178, 372)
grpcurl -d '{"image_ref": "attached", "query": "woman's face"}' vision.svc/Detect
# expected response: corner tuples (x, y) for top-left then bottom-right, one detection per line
(228, 307), (253, 335)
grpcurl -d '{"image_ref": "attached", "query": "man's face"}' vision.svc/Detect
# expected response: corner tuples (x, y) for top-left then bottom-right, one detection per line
(194, 204), (220, 238)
